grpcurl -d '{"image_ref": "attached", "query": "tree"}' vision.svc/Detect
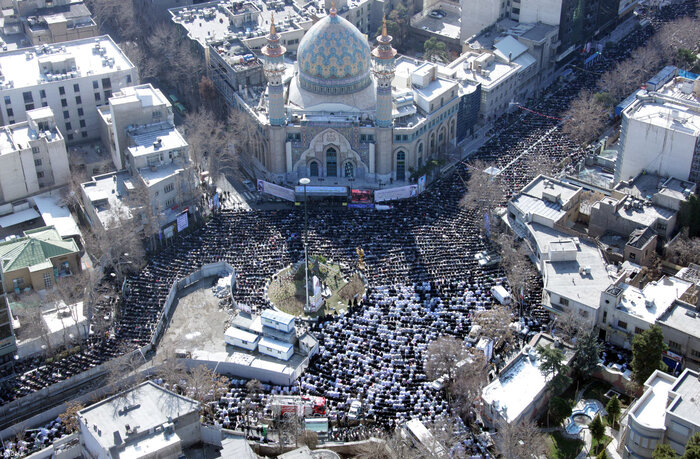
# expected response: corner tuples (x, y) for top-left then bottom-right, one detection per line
(631, 325), (668, 386)
(548, 396), (573, 426)
(537, 344), (565, 379)
(459, 160), (504, 230)
(473, 305), (514, 350)
(562, 89), (608, 145)
(184, 364), (229, 409)
(597, 449), (610, 459)
(494, 417), (547, 459)
(679, 195), (700, 239)
(572, 330), (601, 377)
(423, 336), (466, 393)
(424, 37), (448, 62)
(665, 230), (700, 266)
(683, 433), (700, 459)
(652, 443), (677, 459)
(59, 401), (85, 434)
(605, 395), (621, 429)
(555, 308), (588, 344)
(589, 414), (606, 455)
(245, 378), (262, 393)
(451, 348), (488, 420)
(493, 232), (531, 309)
(153, 349), (186, 388)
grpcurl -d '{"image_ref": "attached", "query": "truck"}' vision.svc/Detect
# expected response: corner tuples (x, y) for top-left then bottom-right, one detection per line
(348, 400), (362, 420)
(490, 285), (512, 305)
(270, 395), (326, 418)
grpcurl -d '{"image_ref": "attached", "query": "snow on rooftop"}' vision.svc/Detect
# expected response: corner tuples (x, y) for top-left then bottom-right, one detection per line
(0, 36), (133, 91)
(127, 124), (187, 157)
(33, 194), (82, 238)
(617, 276), (691, 324)
(631, 372), (674, 430)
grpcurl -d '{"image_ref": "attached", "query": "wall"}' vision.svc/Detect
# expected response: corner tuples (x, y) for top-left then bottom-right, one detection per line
(518, 0), (563, 26)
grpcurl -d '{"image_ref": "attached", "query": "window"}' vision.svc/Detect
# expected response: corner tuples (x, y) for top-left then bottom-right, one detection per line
(4, 96), (10, 105)
(43, 272), (52, 289)
(42, 102), (48, 107)
(126, 75), (132, 84)
(25, 103), (34, 111)
(668, 340), (681, 351)
(23, 91), (33, 103)
(34, 159), (42, 166)
(73, 83), (80, 92)
(309, 161), (319, 177)
(617, 320), (628, 330)
(67, 134), (74, 140)
(81, 131), (88, 138)
(559, 297), (569, 306)
(629, 252), (636, 260)
(32, 147), (40, 154)
(165, 198), (175, 207)
(94, 92), (101, 102)
(37, 171), (44, 178)
(93, 80), (99, 89)
(78, 108), (84, 116)
(344, 162), (354, 178)
(6, 108), (12, 117)
(656, 221), (667, 232)
(59, 86), (65, 96)
(152, 110), (161, 118)
(602, 311), (607, 323)
(634, 327), (644, 334)
(39, 89), (46, 98)
(691, 349), (700, 359)
(104, 90), (112, 100)
(79, 120), (86, 128)
(164, 183), (174, 193)
(396, 151), (406, 181)
(65, 122), (72, 131)
(326, 148), (337, 177)
(101, 77), (111, 89)
(63, 110), (69, 119)
(61, 98), (67, 107)
(75, 96), (82, 105)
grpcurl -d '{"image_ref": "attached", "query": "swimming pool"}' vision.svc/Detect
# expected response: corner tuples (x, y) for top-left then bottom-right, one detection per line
(565, 400), (604, 435)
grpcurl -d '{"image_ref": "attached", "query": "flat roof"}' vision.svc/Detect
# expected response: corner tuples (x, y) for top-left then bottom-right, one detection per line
(111, 84), (170, 108)
(33, 193), (82, 238)
(81, 171), (134, 229)
(261, 308), (295, 325)
(138, 162), (185, 187)
(667, 369), (700, 424)
(447, 51), (520, 90)
(127, 123), (187, 157)
(0, 208), (40, 228)
(615, 197), (675, 226)
(626, 98), (700, 136)
(225, 326), (258, 343)
(78, 381), (199, 452)
(0, 36), (133, 91)
(258, 336), (293, 353)
(521, 175), (581, 205)
(657, 300), (700, 337)
(411, 4), (460, 40)
(631, 371), (675, 430)
(617, 276), (692, 324)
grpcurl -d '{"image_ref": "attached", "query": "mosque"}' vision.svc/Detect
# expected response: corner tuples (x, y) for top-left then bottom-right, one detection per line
(254, 5), (462, 187)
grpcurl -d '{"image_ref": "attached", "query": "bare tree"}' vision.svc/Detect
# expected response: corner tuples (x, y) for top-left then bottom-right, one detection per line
(473, 305), (514, 350)
(665, 230), (700, 266)
(459, 160), (504, 231)
(562, 90), (608, 146)
(59, 401), (85, 434)
(553, 308), (589, 344)
(521, 149), (557, 179)
(355, 431), (420, 459)
(493, 232), (531, 309)
(153, 349), (186, 388)
(85, 0), (139, 41)
(451, 348), (489, 421)
(184, 365), (229, 410)
(423, 336), (467, 394)
(494, 417), (547, 459)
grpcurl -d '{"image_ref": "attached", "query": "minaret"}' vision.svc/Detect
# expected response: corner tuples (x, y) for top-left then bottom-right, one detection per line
(371, 16), (396, 128)
(261, 13), (286, 126)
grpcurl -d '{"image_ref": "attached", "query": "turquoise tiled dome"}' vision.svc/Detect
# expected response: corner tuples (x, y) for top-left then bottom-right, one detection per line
(296, 14), (372, 95)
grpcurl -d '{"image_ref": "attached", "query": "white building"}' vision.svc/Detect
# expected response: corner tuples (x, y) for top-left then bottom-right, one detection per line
(460, 0), (505, 42)
(447, 49), (521, 122)
(0, 107), (69, 204)
(615, 76), (700, 184)
(78, 381), (201, 459)
(0, 36), (138, 145)
(620, 368), (700, 458)
(98, 83), (173, 170)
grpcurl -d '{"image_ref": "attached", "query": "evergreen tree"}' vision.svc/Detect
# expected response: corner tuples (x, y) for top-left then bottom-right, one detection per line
(631, 325), (668, 386)
(537, 344), (565, 379)
(424, 37), (448, 62)
(573, 330), (601, 377)
(652, 443), (677, 459)
(589, 414), (606, 455)
(683, 433), (700, 459)
(548, 396), (572, 426)
(605, 395), (621, 429)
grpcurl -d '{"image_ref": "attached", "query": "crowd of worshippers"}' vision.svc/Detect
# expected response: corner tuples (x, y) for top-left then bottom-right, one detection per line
(0, 1), (694, 456)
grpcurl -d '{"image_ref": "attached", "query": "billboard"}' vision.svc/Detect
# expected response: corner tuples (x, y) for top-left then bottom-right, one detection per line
(176, 211), (189, 232)
(351, 189), (373, 203)
(374, 185), (418, 203)
(257, 180), (296, 202)
(417, 175), (426, 194)
(294, 185), (348, 196)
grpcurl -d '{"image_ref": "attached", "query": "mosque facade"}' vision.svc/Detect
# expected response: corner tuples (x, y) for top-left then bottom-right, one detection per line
(252, 7), (461, 186)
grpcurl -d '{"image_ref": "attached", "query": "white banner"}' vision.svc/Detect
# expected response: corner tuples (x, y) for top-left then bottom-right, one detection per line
(176, 212), (188, 232)
(257, 180), (295, 202)
(374, 185), (418, 202)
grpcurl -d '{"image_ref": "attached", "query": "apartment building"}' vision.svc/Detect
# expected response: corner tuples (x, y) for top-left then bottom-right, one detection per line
(97, 83), (173, 170)
(0, 107), (69, 204)
(0, 36), (138, 145)
(21, 1), (98, 46)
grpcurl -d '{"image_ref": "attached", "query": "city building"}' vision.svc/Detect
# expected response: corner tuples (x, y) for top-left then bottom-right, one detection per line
(78, 381), (201, 459)
(97, 83), (174, 170)
(481, 333), (574, 426)
(620, 368), (700, 458)
(0, 107), (69, 205)
(0, 296), (17, 366)
(79, 170), (134, 231)
(21, 1), (98, 46)
(615, 75), (700, 184)
(459, 0), (505, 42)
(0, 36), (138, 145)
(598, 276), (692, 348)
(0, 225), (80, 293)
(656, 299), (700, 371)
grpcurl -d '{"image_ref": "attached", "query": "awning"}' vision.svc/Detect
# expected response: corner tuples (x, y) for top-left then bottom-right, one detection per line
(0, 208), (40, 228)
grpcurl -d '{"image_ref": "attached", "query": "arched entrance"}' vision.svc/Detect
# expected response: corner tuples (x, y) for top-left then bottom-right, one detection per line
(326, 148), (337, 177)
(396, 151), (406, 181)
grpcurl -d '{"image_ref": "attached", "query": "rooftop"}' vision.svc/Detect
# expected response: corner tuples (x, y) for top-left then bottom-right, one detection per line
(78, 381), (200, 452)
(81, 170), (134, 230)
(447, 51), (520, 90)
(110, 83), (170, 109)
(0, 225), (78, 273)
(615, 173), (696, 202)
(127, 123), (187, 158)
(616, 276), (692, 324)
(411, 3), (461, 40)
(520, 175), (581, 205)
(625, 94), (700, 137)
(657, 299), (700, 339)
(667, 368), (700, 425)
(0, 35), (134, 91)
(631, 370), (676, 430)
